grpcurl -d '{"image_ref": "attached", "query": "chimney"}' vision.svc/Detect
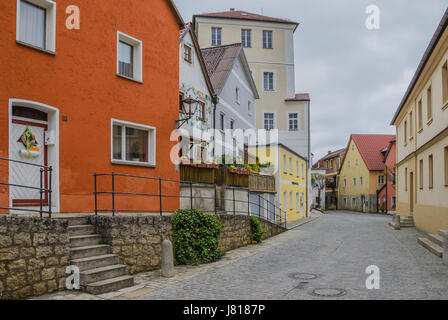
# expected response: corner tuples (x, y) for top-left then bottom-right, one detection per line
(328, 151), (331, 154)
(230, 8), (235, 11)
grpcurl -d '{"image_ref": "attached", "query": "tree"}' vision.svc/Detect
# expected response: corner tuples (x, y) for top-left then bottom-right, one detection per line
(311, 173), (326, 209)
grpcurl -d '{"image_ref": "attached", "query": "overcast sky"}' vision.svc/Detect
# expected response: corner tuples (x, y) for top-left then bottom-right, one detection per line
(174, 0), (447, 161)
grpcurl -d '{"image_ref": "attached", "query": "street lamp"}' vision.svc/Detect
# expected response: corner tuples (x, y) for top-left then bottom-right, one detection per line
(175, 96), (202, 129)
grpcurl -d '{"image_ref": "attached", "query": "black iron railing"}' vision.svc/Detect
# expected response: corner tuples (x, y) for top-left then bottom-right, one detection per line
(94, 172), (286, 227)
(0, 157), (53, 218)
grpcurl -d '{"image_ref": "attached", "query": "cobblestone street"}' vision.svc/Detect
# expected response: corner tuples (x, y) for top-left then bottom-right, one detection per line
(37, 211), (448, 300)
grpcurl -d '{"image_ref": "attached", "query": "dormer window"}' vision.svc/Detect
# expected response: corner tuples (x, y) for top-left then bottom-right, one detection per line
(184, 44), (192, 63)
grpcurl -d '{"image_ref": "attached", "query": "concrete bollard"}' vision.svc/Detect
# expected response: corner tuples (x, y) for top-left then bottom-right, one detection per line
(440, 230), (448, 266)
(161, 239), (175, 278)
(393, 214), (400, 230)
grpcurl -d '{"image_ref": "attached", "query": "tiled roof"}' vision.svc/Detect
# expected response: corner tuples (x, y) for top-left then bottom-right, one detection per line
(351, 134), (396, 171)
(194, 10), (299, 30)
(201, 43), (243, 95)
(285, 93), (310, 102)
(391, 8), (448, 125)
(320, 148), (345, 161)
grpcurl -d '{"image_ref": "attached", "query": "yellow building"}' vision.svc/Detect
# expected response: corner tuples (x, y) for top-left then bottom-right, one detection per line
(339, 134), (395, 213)
(251, 144), (308, 223)
(391, 9), (448, 234)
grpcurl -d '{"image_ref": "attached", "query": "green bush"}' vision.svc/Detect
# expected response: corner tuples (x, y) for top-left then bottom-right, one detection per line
(250, 216), (266, 244)
(171, 209), (223, 266)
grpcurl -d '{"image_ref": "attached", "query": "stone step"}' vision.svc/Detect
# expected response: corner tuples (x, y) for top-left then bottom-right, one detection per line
(70, 244), (110, 260)
(80, 264), (128, 286)
(66, 216), (91, 226)
(68, 225), (95, 236)
(70, 234), (102, 247)
(84, 275), (135, 295)
(71, 254), (120, 271)
(418, 237), (443, 258)
(428, 234), (444, 247)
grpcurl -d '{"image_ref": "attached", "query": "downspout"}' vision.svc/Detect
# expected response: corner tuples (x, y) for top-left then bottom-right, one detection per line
(212, 95), (219, 161)
(307, 100), (311, 217)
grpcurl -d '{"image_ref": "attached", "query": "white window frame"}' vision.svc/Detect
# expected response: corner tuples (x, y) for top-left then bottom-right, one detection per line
(353, 178), (356, 186)
(289, 192), (293, 210)
(287, 112), (299, 131)
(111, 119), (156, 167)
(378, 175), (385, 185)
(301, 163), (305, 178)
(117, 31), (143, 82)
(235, 87), (240, 104)
(263, 111), (276, 130)
(360, 176), (363, 186)
(211, 27), (222, 46)
(263, 30), (273, 49)
(16, 0), (56, 53)
(283, 191), (287, 212)
(220, 112), (225, 132)
(283, 154), (287, 173)
(296, 192), (300, 212)
(262, 71), (276, 92)
(296, 161), (299, 177)
(241, 29), (251, 47)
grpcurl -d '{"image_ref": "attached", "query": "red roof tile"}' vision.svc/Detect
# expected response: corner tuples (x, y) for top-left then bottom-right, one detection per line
(194, 10), (299, 31)
(351, 134), (396, 171)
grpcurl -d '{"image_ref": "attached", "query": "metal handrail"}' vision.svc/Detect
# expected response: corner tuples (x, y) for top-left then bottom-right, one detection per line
(94, 172), (287, 227)
(0, 157), (52, 218)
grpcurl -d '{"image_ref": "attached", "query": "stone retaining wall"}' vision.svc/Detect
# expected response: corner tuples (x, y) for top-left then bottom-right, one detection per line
(90, 214), (286, 274)
(0, 216), (70, 300)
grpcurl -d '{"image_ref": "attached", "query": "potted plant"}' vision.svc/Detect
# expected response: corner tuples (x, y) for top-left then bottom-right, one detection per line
(130, 142), (141, 161)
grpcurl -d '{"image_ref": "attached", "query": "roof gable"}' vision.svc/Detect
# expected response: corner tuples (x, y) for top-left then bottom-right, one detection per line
(194, 10), (299, 31)
(348, 134), (396, 171)
(201, 43), (259, 98)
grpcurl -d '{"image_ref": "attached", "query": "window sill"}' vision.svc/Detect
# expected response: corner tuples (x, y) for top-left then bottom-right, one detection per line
(116, 74), (143, 84)
(111, 159), (156, 168)
(442, 100), (448, 111)
(427, 118), (433, 126)
(16, 40), (56, 56)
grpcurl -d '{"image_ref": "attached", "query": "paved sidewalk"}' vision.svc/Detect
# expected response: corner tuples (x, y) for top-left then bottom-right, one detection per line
(34, 211), (448, 300)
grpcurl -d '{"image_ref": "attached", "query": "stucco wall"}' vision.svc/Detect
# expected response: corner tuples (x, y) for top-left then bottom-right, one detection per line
(0, 0), (180, 213)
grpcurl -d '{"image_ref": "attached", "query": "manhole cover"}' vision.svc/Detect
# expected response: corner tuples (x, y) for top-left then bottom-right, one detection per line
(308, 288), (347, 298)
(288, 273), (318, 280)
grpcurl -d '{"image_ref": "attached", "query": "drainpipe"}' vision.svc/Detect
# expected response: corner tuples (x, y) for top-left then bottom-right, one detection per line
(307, 100), (311, 217)
(212, 95), (219, 161)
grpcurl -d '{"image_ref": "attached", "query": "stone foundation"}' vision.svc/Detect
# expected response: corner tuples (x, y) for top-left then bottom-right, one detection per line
(0, 216), (70, 300)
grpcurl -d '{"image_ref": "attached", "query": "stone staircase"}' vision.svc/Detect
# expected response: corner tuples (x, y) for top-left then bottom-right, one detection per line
(67, 216), (134, 294)
(399, 216), (415, 228)
(418, 231), (445, 258)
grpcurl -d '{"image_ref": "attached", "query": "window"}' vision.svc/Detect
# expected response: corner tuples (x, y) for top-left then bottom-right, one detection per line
(263, 31), (273, 49)
(117, 32), (143, 82)
(235, 87), (240, 104)
(288, 113), (298, 131)
(183, 44), (192, 63)
(391, 196), (396, 209)
(264, 113), (274, 130)
(360, 176), (363, 186)
(443, 61), (448, 103)
(301, 163), (304, 178)
(289, 192), (293, 210)
(241, 29), (251, 47)
(263, 72), (274, 91)
(112, 120), (156, 166)
(296, 161), (299, 177)
(429, 155), (433, 189)
(343, 179), (347, 188)
(348, 161), (351, 168)
(198, 102), (205, 121)
(391, 172), (396, 185)
(248, 101), (252, 116)
(405, 168), (408, 191)
(418, 99), (423, 131)
(427, 86), (432, 121)
(17, 0), (56, 52)
(353, 178), (356, 186)
(211, 27), (221, 46)
(296, 193), (300, 212)
(355, 159), (358, 166)
(283, 192), (287, 211)
(404, 120), (408, 144)
(445, 147), (448, 186)
(179, 93), (184, 113)
(409, 112), (413, 138)
(283, 155), (287, 173)
(419, 159), (423, 190)
(289, 157), (292, 174)
(220, 113), (225, 131)
(352, 144), (354, 151)
(378, 175), (385, 185)
(230, 119), (235, 131)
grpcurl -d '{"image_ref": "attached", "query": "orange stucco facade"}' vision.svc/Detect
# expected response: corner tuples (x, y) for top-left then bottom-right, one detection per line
(0, 0), (181, 213)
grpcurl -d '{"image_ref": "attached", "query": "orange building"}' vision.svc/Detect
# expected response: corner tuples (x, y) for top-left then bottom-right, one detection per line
(0, 0), (183, 214)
